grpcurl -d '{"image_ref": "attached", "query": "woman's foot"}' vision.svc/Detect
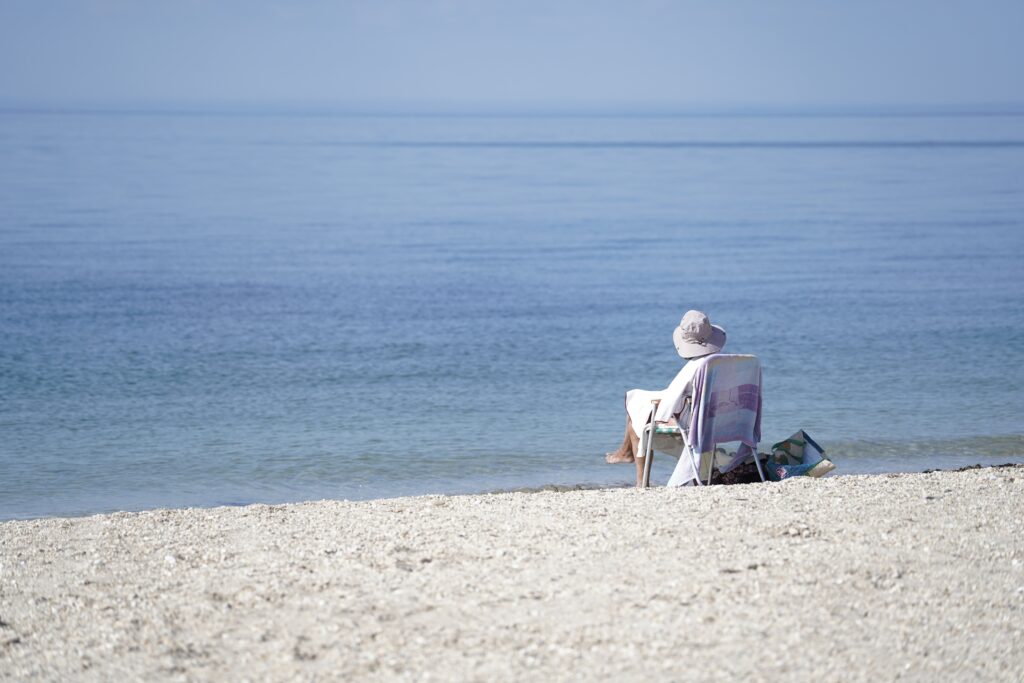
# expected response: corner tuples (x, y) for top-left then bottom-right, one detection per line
(605, 450), (634, 464)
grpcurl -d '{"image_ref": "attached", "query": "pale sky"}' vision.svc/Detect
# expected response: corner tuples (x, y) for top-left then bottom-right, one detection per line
(1, 0), (1022, 109)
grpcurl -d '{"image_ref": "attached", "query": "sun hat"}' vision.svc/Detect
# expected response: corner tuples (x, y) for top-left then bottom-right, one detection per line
(672, 310), (726, 359)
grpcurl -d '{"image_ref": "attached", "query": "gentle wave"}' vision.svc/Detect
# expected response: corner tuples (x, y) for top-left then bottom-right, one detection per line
(331, 140), (1024, 150)
(823, 434), (1024, 460)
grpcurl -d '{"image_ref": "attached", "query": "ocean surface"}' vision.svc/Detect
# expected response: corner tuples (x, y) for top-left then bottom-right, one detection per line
(2, 108), (1023, 520)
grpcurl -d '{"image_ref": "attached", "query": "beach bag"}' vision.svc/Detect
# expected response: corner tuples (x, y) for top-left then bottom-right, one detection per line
(767, 430), (835, 481)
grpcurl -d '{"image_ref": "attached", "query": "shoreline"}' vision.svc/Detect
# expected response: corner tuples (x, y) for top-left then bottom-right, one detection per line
(2, 466), (1022, 680)
(4, 460), (1023, 524)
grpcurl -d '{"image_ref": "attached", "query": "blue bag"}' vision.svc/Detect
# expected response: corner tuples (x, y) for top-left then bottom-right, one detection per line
(767, 430), (835, 481)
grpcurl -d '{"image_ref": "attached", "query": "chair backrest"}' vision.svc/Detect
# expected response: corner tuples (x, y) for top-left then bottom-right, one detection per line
(688, 354), (762, 457)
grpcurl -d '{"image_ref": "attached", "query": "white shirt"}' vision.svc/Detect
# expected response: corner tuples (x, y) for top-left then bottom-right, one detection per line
(625, 354), (712, 439)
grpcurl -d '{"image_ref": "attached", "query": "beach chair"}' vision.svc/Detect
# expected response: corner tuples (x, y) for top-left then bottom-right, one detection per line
(639, 354), (765, 488)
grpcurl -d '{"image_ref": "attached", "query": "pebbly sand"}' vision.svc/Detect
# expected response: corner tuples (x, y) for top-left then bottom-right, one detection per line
(2, 467), (1023, 681)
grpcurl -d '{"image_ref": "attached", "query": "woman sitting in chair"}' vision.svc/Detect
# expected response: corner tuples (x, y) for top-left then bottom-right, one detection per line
(606, 310), (760, 486)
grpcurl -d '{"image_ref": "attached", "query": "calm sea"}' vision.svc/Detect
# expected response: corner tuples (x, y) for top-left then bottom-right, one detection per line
(2, 109), (1023, 520)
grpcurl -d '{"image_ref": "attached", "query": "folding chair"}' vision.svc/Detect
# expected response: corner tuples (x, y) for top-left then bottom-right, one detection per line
(638, 354), (766, 488)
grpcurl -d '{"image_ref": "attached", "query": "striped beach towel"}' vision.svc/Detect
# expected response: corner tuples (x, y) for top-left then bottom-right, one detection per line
(669, 354), (762, 485)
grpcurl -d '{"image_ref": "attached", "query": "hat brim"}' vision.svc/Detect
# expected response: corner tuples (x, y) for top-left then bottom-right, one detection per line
(673, 324), (726, 360)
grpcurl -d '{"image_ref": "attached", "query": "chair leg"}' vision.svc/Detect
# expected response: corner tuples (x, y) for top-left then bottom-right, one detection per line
(688, 445), (703, 486)
(641, 425), (654, 488)
(637, 426), (647, 489)
(752, 444), (766, 482)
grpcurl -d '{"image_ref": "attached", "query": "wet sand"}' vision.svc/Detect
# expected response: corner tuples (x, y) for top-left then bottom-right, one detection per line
(2, 466), (1022, 681)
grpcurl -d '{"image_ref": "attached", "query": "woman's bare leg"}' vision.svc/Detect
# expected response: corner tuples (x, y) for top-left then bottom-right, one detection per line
(605, 415), (637, 463)
(608, 415), (652, 485)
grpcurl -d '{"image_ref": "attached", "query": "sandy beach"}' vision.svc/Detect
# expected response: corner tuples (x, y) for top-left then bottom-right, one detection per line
(2, 466), (1022, 681)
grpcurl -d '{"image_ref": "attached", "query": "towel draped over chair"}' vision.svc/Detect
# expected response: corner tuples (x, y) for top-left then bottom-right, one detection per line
(666, 354), (762, 486)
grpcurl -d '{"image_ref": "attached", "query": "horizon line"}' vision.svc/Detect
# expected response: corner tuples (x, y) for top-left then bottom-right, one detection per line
(3, 99), (1024, 119)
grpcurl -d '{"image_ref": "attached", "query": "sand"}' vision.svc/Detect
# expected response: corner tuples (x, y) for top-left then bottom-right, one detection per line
(2, 466), (1022, 681)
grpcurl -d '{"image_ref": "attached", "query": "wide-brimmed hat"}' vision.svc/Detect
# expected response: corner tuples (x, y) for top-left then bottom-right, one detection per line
(672, 310), (726, 359)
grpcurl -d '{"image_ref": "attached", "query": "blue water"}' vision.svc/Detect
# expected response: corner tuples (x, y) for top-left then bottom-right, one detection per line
(2, 109), (1023, 520)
